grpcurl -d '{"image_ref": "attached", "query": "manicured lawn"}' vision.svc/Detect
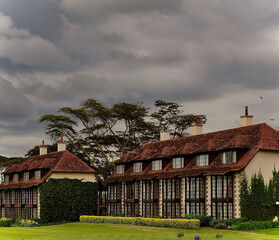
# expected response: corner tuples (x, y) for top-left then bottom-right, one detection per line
(0, 223), (279, 240)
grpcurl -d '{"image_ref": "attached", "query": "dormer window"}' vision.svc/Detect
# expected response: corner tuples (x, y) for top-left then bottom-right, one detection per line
(133, 162), (142, 172)
(116, 165), (125, 174)
(24, 172), (29, 181)
(4, 175), (9, 183)
(196, 154), (209, 166)
(13, 173), (18, 182)
(172, 157), (184, 169)
(222, 151), (236, 164)
(152, 160), (162, 171)
(34, 170), (41, 179)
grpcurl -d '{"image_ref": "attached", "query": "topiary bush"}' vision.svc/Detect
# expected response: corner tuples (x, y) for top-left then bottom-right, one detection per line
(214, 223), (227, 229)
(40, 179), (98, 223)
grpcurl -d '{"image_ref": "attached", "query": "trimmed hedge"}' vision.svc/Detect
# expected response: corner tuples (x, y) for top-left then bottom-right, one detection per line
(210, 218), (248, 228)
(233, 221), (279, 231)
(40, 179), (98, 223)
(184, 214), (212, 227)
(80, 216), (200, 229)
(0, 218), (11, 227)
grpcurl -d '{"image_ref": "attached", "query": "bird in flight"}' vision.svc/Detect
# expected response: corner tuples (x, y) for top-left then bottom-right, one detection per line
(260, 96), (263, 100)
(270, 119), (275, 121)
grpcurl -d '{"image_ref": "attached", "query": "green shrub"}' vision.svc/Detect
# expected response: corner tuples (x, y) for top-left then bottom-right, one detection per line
(80, 216), (200, 229)
(184, 214), (212, 227)
(209, 218), (247, 228)
(0, 218), (11, 227)
(40, 179), (98, 223)
(15, 218), (38, 227)
(233, 221), (279, 230)
(214, 223), (228, 229)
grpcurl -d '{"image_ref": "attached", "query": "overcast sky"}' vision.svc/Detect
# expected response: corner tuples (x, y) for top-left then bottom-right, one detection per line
(0, 0), (279, 156)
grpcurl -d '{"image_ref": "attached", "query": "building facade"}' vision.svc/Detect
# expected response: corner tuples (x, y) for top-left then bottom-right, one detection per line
(106, 108), (279, 219)
(0, 141), (97, 220)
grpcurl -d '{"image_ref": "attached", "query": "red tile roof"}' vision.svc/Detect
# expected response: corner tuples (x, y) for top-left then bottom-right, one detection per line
(106, 123), (279, 182)
(0, 150), (94, 189)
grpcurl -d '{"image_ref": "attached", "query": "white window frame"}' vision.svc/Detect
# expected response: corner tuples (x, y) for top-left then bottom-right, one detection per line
(152, 160), (162, 171)
(222, 151), (237, 164)
(13, 173), (18, 182)
(172, 157), (184, 169)
(196, 154), (209, 166)
(116, 165), (125, 174)
(23, 172), (29, 181)
(133, 162), (142, 172)
(34, 170), (41, 180)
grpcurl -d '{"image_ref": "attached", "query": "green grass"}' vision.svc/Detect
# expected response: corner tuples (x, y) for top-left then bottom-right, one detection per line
(0, 223), (279, 240)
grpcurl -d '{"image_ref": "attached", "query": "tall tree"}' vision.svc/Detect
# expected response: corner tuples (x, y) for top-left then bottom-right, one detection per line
(39, 99), (206, 177)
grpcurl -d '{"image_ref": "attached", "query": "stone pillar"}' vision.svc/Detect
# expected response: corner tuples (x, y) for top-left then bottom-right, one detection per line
(180, 178), (185, 217)
(121, 182), (125, 215)
(37, 187), (40, 218)
(234, 173), (242, 218)
(159, 179), (163, 217)
(139, 181), (143, 216)
(205, 176), (211, 216)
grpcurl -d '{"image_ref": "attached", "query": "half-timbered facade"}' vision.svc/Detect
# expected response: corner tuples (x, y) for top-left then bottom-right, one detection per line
(106, 108), (279, 219)
(0, 142), (96, 220)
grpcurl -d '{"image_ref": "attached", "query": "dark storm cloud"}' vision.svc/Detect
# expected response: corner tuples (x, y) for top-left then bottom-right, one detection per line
(2, 0), (279, 156)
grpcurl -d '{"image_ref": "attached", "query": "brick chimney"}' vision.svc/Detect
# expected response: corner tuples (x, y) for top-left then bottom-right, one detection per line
(192, 117), (203, 136)
(240, 106), (253, 127)
(57, 137), (66, 151)
(160, 125), (170, 141)
(39, 140), (48, 155)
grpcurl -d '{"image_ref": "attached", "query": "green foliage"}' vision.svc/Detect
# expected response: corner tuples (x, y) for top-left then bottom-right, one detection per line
(184, 214), (212, 227)
(240, 171), (278, 221)
(233, 221), (279, 230)
(15, 218), (38, 227)
(0, 218), (11, 227)
(40, 179), (98, 223)
(209, 218), (247, 228)
(214, 223), (228, 229)
(80, 216), (200, 229)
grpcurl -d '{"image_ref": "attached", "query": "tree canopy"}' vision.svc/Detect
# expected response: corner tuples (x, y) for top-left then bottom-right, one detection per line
(39, 99), (206, 177)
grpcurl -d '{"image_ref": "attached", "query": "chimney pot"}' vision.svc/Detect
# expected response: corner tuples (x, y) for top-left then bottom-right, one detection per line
(39, 140), (47, 155)
(58, 137), (66, 151)
(160, 125), (170, 141)
(241, 106), (253, 126)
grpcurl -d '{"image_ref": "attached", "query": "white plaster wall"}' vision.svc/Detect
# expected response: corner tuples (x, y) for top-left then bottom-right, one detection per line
(244, 150), (279, 183)
(233, 173), (241, 218)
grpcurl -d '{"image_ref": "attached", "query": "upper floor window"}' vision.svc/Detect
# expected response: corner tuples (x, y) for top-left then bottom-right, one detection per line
(172, 157), (184, 169)
(196, 154), (209, 166)
(23, 172), (29, 181)
(116, 165), (125, 174)
(222, 151), (236, 164)
(133, 162), (142, 172)
(4, 175), (9, 183)
(152, 160), (162, 171)
(13, 173), (18, 182)
(34, 170), (41, 179)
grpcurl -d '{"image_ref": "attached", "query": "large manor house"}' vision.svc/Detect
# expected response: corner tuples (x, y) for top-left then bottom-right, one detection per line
(1, 107), (279, 220)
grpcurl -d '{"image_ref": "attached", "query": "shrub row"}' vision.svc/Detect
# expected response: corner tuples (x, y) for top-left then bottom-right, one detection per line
(209, 218), (248, 229)
(184, 214), (212, 227)
(80, 216), (200, 229)
(233, 221), (279, 231)
(0, 218), (11, 227)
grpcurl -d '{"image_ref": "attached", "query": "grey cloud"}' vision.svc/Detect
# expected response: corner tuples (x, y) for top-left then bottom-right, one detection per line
(0, 78), (35, 123)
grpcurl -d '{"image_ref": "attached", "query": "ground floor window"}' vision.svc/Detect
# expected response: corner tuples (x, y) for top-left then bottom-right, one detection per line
(185, 177), (205, 215)
(108, 203), (121, 216)
(211, 175), (233, 219)
(124, 202), (139, 217)
(162, 202), (180, 218)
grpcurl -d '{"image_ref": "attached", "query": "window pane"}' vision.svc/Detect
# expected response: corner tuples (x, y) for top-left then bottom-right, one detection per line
(172, 157), (184, 169)
(116, 165), (124, 174)
(196, 154), (209, 166)
(133, 162), (142, 172)
(152, 160), (162, 171)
